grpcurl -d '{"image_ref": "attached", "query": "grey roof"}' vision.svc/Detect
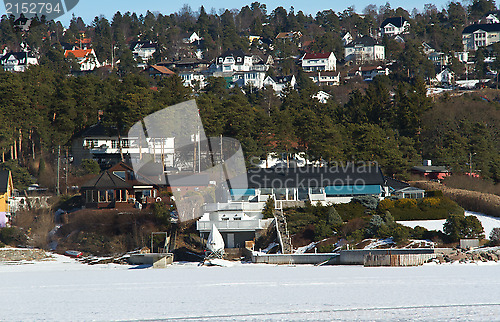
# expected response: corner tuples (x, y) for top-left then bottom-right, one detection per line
(231, 165), (385, 189)
(0, 170), (10, 193)
(0, 52), (35, 64)
(381, 17), (408, 28)
(345, 36), (380, 48)
(81, 171), (132, 190)
(463, 23), (500, 34)
(218, 49), (250, 64)
(394, 186), (426, 193)
(385, 177), (410, 191)
(79, 123), (118, 138)
(411, 166), (449, 173)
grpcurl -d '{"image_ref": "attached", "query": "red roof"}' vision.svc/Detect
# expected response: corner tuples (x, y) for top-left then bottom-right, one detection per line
(303, 52), (333, 60)
(64, 49), (93, 58)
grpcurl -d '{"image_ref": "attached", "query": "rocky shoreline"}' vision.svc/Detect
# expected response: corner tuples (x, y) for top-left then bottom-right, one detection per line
(0, 248), (51, 262)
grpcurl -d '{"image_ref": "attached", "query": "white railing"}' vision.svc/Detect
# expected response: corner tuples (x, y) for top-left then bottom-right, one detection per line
(197, 219), (269, 231)
(204, 202), (265, 212)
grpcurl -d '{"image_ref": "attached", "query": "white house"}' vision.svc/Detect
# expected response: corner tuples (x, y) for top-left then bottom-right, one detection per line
(214, 49), (253, 72)
(313, 91), (332, 103)
(179, 71), (207, 89)
(428, 51), (449, 67)
(345, 36), (385, 63)
(462, 23), (500, 51)
(64, 49), (100, 71)
(306, 71), (340, 86)
(301, 52), (336, 72)
(433, 68), (455, 86)
(72, 123), (175, 169)
(380, 17), (410, 36)
(342, 32), (353, 46)
(263, 75), (296, 93)
(182, 32), (201, 44)
(454, 51), (469, 63)
(233, 71), (267, 89)
(485, 14), (499, 24)
(349, 65), (390, 80)
(0, 51), (38, 72)
(130, 41), (157, 62)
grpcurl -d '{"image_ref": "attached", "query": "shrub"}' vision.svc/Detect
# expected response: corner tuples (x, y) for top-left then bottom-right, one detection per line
(262, 197), (275, 219)
(489, 228), (500, 245)
(351, 195), (380, 210)
(335, 202), (368, 221)
(77, 159), (101, 176)
(444, 214), (484, 241)
(152, 203), (171, 230)
(0, 227), (27, 246)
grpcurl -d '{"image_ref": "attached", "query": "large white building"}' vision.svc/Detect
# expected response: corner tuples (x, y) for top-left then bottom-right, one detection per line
(0, 51), (38, 72)
(64, 49), (100, 71)
(462, 23), (500, 51)
(214, 50), (253, 72)
(345, 36), (385, 63)
(301, 52), (336, 72)
(72, 123), (175, 170)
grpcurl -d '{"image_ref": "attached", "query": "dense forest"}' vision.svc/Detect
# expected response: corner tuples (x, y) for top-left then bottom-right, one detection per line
(0, 1), (499, 187)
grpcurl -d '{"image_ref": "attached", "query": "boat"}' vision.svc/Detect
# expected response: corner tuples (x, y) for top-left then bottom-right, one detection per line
(65, 250), (83, 258)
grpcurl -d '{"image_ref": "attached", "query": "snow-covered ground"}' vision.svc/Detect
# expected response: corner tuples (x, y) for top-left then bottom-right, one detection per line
(398, 210), (500, 237)
(1, 254), (500, 321)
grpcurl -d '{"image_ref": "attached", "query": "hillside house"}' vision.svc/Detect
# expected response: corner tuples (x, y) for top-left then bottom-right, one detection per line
(411, 161), (450, 180)
(64, 49), (100, 71)
(182, 32), (201, 44)
(80, 162), (160, 209)
(0, 170), (14, 227)
(144, 65), (176, 78)
(462, 23), (500, 51)
(380, 17), (410, 36)
(306, 71), (340, 86)
(345, 36), (385, 63)
(214, 50), (253, 72)
(262, 75), (296, 93)
(130, 41), (157, 62)
(72, 123), (175, 170)
(197, 164), (390, 248)
(348, 65), (389, 80)
(301, 52), (336, 72)
(179, 70), (207, 89)
(313, 91), (332, 103)
(0, 51), (38, 72)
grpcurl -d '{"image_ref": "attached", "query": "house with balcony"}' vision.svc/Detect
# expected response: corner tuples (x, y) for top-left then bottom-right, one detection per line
(197, 164), (389, 248)
(345, 36), (385, 63)
(301, 52), (336, 72)
(380, 17), (410, 36)
(462, 23), (500, 51)
(144, 65), (175, 78)
(306, 71), (340, 86)
(214, 49), (253, 72)
(72, 123), (175, 170)
(0, 51), (38, 72)
(130, 41), (157, 64)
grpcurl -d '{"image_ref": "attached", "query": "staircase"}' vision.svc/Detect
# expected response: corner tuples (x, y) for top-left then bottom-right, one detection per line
(274, 210), (293, 254)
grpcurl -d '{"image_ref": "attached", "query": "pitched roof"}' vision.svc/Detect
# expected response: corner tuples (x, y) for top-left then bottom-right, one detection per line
(0, 170), (11, 194)
(231, 165), (385, 189)
(463, 23), (500, 34)
(381, 17), (408, 28)
(219, 49), (249, 59)
(64, 49), (93, 59)
(130, 41), (157, 50)
(80, 171), (132, 190)
(345, 36), (380, 48)
(79, 123), (118, 138)
(303, 52), (334, 60)
(385, 177), (410, 191)
(147, 65), (175, 75)
(1, 52), (35, 62)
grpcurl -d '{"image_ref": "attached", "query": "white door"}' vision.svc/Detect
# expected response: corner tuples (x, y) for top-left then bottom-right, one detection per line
(227, 233), (235, 248)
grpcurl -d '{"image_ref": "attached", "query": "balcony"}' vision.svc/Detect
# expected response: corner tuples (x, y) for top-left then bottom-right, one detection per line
(197, 218), (272, 232)
(204, 202), (265, 212)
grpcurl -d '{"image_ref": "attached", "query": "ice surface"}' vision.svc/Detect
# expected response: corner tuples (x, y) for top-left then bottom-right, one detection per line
(1, 254), (500, 321)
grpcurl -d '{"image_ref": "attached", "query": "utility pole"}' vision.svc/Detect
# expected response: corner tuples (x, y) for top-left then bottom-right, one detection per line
(56, 145), (60, 196)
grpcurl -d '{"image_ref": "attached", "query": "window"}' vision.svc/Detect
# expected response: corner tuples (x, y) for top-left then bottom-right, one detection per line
(237, 57), (242, 62)
(121, 139), (130, 148)
(99, 190), (107, 202)
(143, 190), (151, 197)
(85, 139), (98, 148)
(113, 171), (126, 180)
(111, 140), (118, 149)
(107, 190), (115, 201)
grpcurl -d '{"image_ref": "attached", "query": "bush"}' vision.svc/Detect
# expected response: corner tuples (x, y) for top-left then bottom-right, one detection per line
(262, 197), (275, 219)
(0, 227), (27, 246)
(351, 195), (380, 210)
(444, 214), (484, 242)
(152, 203), (171, 230)
(77, 159), (101, 176)
(489, 228), (500, 245)
(378, 196), (464, 221)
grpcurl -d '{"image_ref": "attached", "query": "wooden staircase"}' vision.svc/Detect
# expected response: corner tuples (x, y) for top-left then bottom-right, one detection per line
(274, 209), (293, 254)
